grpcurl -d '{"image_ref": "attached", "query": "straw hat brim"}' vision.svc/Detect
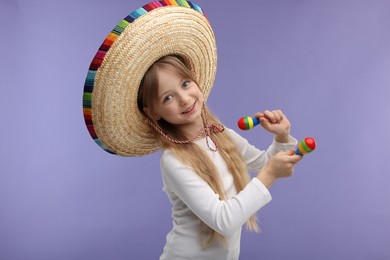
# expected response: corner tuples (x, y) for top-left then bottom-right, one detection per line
(83, 1), (217, 156)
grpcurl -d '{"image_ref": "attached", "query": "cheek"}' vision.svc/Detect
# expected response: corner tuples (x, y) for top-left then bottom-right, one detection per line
(197, 90), (205, 102)
(191, 86), (202, 97)
(160, 105), (178, 117)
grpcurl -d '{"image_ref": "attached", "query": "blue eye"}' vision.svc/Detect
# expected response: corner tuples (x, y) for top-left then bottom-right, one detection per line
(182, 80), (190, 88)
(163, 95), (173, 103)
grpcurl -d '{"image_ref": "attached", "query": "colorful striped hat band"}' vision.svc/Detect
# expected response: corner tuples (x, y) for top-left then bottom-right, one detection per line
(82, 1), (217, 156)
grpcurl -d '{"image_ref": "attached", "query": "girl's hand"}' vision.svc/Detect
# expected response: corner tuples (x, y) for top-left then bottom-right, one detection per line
(254, 110), (290, 143)
(256, 150), (302, 188)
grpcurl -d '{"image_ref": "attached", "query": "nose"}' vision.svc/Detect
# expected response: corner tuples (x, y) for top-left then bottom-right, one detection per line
(178, 91), (190, 106)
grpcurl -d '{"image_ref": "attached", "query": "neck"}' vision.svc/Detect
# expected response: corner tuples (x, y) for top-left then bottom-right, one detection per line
(175, 117), (205, 140)
(147, 115), (224, 150)
(146, 104), (225, 151)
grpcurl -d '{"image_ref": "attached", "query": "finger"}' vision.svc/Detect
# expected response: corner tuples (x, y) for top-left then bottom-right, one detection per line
(287, 149), (295, 156)
(289, 154), (304, 163)
(253, 112), (263, 119)
(279, 149), (295, 156)
(279, 150), (302, 163)
(278, 110), (284, 121)
(260, 116), (273, 130)
(276, 110), (285, 122)
(272, 110), (282, 122)
(263, 110), (276, 123)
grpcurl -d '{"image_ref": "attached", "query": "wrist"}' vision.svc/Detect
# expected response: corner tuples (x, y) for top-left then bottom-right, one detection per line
(257, 169), (277, 189)
(275, 133), (289, 143)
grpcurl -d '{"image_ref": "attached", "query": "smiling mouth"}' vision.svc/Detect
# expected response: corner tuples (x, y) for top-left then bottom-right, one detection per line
(182, 101), (196, 114)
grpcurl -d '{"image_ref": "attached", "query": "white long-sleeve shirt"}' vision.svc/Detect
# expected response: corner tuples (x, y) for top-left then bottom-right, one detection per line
(159, 129), (297, 260)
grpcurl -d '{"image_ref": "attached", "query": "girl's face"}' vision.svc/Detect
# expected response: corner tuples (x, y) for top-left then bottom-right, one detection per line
(148, 67), (204, 133)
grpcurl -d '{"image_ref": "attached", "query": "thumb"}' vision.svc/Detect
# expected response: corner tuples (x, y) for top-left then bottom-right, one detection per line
(260, 117), (273, 130)
(289, 150), (304, 163)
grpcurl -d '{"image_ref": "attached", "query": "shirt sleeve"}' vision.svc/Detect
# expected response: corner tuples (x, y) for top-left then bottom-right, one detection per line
(161, 150), (272, 237)
(226, 128), (298, 173)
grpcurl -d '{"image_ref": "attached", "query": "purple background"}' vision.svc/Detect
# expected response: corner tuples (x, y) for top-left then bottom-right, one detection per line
(1, 0), (390, 259)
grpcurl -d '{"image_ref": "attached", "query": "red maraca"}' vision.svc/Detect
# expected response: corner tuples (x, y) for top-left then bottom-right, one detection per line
(237, 116), (260, 130)
(295, 137), (316, 155)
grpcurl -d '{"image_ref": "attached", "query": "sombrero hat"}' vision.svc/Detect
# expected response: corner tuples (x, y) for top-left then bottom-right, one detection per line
(82, 0), (217, 156)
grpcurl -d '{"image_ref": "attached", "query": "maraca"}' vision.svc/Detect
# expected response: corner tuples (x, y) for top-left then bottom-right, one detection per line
(237, 116), (316, 155)
(295, 137), (316, 155)
(237, 116), (260, 130)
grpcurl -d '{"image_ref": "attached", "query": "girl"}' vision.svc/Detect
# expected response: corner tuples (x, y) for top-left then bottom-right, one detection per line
(137, 55), (302, 259)
(83, 2), (302, 259)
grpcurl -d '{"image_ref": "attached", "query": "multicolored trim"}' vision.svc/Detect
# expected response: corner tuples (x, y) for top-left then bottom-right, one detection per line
(83, 0), (205, 154)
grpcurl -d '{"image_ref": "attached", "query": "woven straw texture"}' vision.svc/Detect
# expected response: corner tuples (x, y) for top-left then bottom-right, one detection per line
(83, 1), (217, 156)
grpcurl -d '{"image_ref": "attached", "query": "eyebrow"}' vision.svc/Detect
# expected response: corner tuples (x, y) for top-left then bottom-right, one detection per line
(157, 78), (188, 101)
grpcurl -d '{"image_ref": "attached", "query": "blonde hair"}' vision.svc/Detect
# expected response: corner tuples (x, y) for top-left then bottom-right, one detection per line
(138, 55), (259, 247)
